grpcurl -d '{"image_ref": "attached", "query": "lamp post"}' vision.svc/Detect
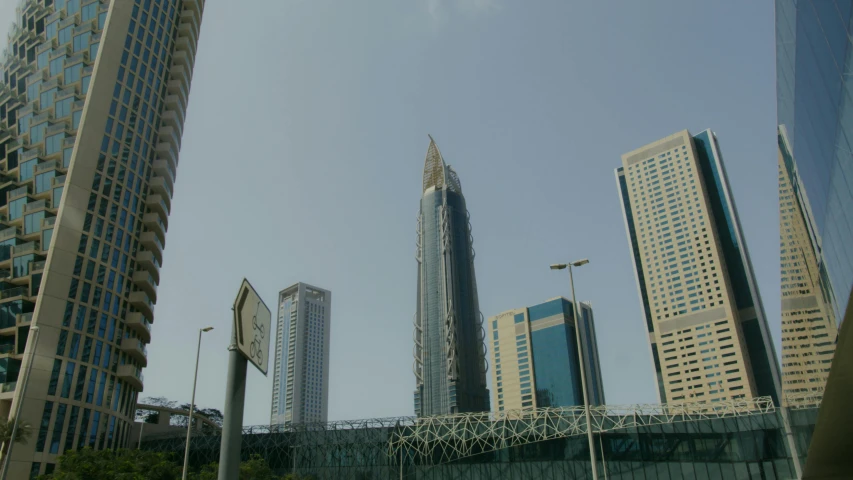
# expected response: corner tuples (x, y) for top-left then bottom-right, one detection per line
(551, 259), (599, 480)
(0, 325), (39, 479)
(182, 326), (214, 480)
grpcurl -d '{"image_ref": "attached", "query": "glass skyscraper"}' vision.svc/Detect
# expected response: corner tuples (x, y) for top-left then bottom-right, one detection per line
(413, 136), (489, 417)
(616, 130), (781, 405)
(776, 1), (853, 325)
(270, 283), (331, 426)
(776, 2), (853, 475)
(0, 0), (204, 475)
(488, 297), (605, 412)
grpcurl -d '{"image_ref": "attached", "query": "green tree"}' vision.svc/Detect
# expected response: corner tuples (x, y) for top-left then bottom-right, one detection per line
(0, 416), (33, 456)
(190, 454), (284, 480)
(38, 449), (290, 480)
(38, 448), (181, 480)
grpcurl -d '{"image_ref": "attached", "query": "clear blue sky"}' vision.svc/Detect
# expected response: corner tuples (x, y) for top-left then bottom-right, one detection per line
(0, 0), (780, 425)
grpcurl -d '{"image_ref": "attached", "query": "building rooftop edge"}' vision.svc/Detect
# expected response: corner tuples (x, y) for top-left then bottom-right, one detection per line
(278, 282), (332, 296)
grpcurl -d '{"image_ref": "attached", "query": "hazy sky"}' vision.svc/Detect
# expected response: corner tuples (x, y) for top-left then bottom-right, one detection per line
(0, 0), (780, 425)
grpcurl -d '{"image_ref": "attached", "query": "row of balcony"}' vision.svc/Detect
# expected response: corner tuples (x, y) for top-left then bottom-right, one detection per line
(117, 364), (144, 391)
(112, 1), (204, 372)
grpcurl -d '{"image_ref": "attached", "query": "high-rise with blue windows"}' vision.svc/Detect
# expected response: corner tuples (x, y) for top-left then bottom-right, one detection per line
(488, 298), (605, 412)
(270, 283), (331, 426)
(776, 2), (853, 474)
(0, 0), (205, 475)
(413, 136), (489, 417)
(616, 130), (781, 406)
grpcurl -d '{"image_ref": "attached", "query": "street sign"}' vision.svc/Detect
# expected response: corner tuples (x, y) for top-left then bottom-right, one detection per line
(233, 278), (271, 375)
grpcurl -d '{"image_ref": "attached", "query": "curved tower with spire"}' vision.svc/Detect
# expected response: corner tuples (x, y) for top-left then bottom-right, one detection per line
(414, 136), (489, 417)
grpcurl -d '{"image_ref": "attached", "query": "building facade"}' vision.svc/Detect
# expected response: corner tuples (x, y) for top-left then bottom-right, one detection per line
(270, 283), (331, 426)
(488, 297), (604, 412)
(413, 136), (489, 417)
(615, 130), (781, 405)
(775, 2), (853, 474)
(0, 0), (205, 475)
(776, 1), (853, 325)
(777, 127), (837, 404)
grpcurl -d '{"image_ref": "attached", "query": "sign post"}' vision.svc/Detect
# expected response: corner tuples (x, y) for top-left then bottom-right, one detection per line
(218, 279), (271, 480)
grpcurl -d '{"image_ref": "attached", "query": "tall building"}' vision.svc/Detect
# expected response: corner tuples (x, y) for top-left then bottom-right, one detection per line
(488, 297), (604, 412)
(270, 283), (331, 426)
(0, 0), (205, 475)
(777, 127), (837, 404)
(615, 130), (781, 405)
(775, 2), (853, 474)
(413, 136), (489, 417)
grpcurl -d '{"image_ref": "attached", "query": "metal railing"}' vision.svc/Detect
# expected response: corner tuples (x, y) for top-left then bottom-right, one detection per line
(0, 227), (18, 241)
(0, 287), (28, 299)
(8, 186), (28, 199)
(23, 199), (49, 213)
(12, 242), (37, 254)
(35, 160), (60, 172)
(388, 397), (778, 465)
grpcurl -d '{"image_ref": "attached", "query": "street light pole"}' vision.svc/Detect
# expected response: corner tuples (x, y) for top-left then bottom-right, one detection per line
(552, 260), (599, 480)
(0, 325), (40, 479)
(182, 326), (213, 480)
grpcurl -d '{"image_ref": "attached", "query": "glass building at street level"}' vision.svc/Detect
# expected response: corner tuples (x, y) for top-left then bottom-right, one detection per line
(413, 136), (489, 417)
(776, 1), (853, 475)
(270, 283), (331, 426)
(615, 130), (782, 406)
(142, 405), (818, 479)
(0, 0), (204, 476)
(488, 297), (605, 412)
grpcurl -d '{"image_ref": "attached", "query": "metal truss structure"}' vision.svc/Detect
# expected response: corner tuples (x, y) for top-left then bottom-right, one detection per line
(139, 396), (808, 479)
(388, 397), (777, 465)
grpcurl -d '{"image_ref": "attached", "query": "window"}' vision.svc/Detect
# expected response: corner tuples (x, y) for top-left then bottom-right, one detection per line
(65, 63), (83, 83)
(88, 412), (100, 447)
(17, 112), (32, 135)
(25, 212), (46, 234)
(46, 20), (58, 39)
(64, 406), (80, 453)
(56, 97), (74, 118)
(73, 32), (91, 53)
(35, 401), (54, 452)
(14, 254), (34, 278)
(48, 359), (62, 396)
(82, 2), (98, 21)
(61, 362), (75, 398)
(27, 79), (42, 102)
(40, 88), (58, 110)
(46, 134), (65, 156)
(82, 76), (91, 94)
(49, 56), (65, 77)
(54, 186), (65, 207)
(9, 197), (27, 220)
(38, 51), (49, 70)
(30, 123), (47, 143)
(58, 26), (73, 45)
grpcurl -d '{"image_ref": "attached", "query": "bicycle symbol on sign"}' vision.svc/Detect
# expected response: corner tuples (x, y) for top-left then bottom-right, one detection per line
(249, 299), (265, 364)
